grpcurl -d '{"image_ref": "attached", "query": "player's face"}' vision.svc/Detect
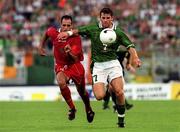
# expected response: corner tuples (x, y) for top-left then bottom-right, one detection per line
(61, 19), (72, 32)
(100, 13), (113, 28)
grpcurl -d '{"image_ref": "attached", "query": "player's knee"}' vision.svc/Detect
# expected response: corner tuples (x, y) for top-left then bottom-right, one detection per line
(94, 93), (105, 100)
(95, 96), (103, 101)
(116, 90), (124, 98)
(58, 81), (67, 89)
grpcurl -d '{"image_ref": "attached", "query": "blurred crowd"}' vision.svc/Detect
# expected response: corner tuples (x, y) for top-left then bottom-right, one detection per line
(0, 0), (180, 53)
(0, 0), (180, 83)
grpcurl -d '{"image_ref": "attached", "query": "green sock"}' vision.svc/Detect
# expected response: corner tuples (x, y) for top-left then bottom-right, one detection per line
(116, 105), (125, 123)
(125, 99), (129, 106)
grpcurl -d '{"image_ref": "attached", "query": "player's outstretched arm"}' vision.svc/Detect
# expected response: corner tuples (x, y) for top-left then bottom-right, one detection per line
(128, 47), (141, 68)
(57, 29), (79, 41)
(38, 33), (49, 56)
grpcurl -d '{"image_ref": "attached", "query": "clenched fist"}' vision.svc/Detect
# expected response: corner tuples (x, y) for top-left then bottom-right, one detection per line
(64, 44), (71, 53)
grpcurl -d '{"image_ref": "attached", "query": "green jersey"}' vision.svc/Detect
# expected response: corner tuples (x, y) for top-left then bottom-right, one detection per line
(78, 23), (134, 62)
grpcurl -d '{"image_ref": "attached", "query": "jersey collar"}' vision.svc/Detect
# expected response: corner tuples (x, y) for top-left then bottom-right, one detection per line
(98, 22), (116, 30)
(58, 28), (61, 32)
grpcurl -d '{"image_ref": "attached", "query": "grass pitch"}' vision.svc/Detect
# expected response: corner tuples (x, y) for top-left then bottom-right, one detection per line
(0, 101), (180, 132)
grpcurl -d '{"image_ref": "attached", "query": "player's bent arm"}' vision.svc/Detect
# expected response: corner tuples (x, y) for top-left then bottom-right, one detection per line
(128, 47), (141, 68)
(66, 37), (82, 62)
(64, 44), (79, 62)
(38, 33), (49, 56)
(68, 52), (79, 62)
(128, 48), (138, 59)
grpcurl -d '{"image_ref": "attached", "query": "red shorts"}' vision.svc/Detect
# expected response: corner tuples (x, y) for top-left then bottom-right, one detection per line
(55, 62), (85, 84)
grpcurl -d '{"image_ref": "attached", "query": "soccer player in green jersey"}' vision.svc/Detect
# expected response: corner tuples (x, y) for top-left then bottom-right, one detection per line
(58, 7), (141, 128)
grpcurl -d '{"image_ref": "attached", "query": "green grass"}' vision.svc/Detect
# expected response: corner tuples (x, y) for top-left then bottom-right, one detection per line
(0, 101), (180, 132)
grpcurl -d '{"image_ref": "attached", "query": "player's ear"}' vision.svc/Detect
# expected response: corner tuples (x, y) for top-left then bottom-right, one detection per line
(111, 16), (114, 21)
(70, 21), (73, 28)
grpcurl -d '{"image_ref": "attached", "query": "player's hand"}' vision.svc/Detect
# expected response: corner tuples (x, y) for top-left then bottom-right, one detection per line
(131, 57), (142, 68)
(38, 47), (47, 56)
(126, 64), (136, 74)
(57, 32), (69, 42)
(64, 44), (71, 53)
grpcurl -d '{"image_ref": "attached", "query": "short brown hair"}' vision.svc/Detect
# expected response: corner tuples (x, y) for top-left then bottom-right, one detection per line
(100, 8), (113, 16)
(61, 15), (73, 23)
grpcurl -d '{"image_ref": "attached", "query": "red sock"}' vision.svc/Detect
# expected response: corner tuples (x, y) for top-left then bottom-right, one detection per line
(60, 86), (75, 109)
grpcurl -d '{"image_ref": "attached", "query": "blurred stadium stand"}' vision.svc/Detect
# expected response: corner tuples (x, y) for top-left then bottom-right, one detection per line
(0, 0), (180, 85)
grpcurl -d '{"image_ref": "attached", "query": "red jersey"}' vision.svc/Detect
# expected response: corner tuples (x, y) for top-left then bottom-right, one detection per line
(45, 27), (84, 66)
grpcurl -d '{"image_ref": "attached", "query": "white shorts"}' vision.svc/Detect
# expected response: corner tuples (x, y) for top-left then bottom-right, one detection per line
(92, 59), (123, 84)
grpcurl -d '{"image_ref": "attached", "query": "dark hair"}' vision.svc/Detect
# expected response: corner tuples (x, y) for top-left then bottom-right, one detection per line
(61, 15), (73, 23)
(100, 8), (113, 16)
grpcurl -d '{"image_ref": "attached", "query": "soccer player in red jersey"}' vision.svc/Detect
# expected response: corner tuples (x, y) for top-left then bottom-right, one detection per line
(38, 15), (95, 123)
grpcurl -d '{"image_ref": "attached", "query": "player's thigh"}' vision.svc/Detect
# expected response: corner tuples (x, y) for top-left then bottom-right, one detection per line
(92, 65), (107, 84)
(56, 71), (68, 87)
(108, 65), (123, 83)
(110, 77), (124, 94)
(93, 82), (106, 100)
(92, 64), (109, 100)
(67, 62), (85, 85)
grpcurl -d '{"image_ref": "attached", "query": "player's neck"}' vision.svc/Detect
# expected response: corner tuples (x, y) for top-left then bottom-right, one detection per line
(109, 23), (113, 28)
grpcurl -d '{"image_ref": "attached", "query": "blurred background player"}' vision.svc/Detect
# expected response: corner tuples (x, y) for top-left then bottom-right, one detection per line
(103, 47), (135, 111)
(38, 15), (95, 123)
(57, 8), (141, 128)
